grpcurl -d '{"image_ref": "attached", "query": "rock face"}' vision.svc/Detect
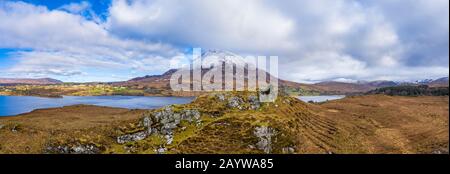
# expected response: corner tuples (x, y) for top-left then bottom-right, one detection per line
(254, 126), (277, 154)
(116, 106), (201, 144)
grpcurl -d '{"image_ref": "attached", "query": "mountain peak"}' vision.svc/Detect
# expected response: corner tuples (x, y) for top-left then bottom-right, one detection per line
(200, 49), (248, 67)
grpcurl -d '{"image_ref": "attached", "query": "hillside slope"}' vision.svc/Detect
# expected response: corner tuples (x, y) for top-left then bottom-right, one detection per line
(0, 92), (447, 154)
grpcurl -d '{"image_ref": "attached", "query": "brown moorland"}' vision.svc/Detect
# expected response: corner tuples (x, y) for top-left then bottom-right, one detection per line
(0, 93), (447, 154)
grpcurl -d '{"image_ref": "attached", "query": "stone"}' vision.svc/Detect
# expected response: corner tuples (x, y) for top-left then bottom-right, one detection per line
(116, 106), (202, 145)
(117, 131), (148, 144)
(254, 126), (277, 154)
(46, 144), (100, 154)
(70, 144), (99, 154)
(282, 147), (295, 154)
(217, 94), (226, 101)
(157, 147), (166, 154)
(165, 134), (174, 145)
(142, 116), (153, 134)
(248, 95), (261, 110)
(228, 96), (244, 110)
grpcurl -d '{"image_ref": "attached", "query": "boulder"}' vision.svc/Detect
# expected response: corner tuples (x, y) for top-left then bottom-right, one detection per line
(248, 95), (261, 110)
(228, 96), (244, 110)
(254, 126), (277, 154)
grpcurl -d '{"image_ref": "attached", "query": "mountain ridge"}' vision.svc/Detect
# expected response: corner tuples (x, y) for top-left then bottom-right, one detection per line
(0, 78), (63, 85)
(116, 49), (448, 95)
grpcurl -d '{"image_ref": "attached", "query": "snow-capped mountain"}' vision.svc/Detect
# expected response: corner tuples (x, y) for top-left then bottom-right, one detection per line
(414, 79), (434, 85)
(200, 49), (252, 68)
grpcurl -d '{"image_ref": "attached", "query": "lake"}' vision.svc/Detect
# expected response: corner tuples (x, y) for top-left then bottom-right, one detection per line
(0, 95), (194, 116)
(297, 95), (345, 103)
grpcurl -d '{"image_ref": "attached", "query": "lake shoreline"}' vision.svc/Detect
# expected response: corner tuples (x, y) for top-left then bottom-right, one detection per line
(0, 95), (194, 117)
(297, 95), (346, 103)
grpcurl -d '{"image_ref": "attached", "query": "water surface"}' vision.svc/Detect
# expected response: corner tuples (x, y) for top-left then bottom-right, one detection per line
(0, 95), (194, 116)
(297, 95), (345, 103)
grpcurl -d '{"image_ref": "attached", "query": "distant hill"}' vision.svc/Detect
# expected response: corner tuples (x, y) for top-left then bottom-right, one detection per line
(428, 77), (449, 87)
(0, 78), (63, 85)
(112, 50), (449, 95)
(306, 78), (448, 95)
(367, 85), (449, 96)
(309, 80), (397, 94)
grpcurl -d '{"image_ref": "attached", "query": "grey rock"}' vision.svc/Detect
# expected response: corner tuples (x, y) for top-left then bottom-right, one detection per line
(165, 134), (174, 145)
(282, 147), (295, 154)
(228, 96), (244, 110)
(116, 106), (201, 144)
(46, 146), (70, 154)
(157, 147), (166, 154)
(431, 148), (449, 154)
(117, 131), (148, 144)
(142, 116), (153, 134)
(248, 95), (261, 110)
(254, 126), (277, 154)
(181, 109), (201, 122)
(46, 144), (100, 154)
(70, 144), (99, 154)
(217, 94), (226, 101)
(0, 124), (4, 130)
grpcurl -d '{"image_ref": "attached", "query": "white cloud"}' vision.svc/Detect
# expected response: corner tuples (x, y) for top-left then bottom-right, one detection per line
(0, 0), (448, 83)
(59, 1), (91, 14)
(0, 1), (181, 81)
(107, 0), (297, 53)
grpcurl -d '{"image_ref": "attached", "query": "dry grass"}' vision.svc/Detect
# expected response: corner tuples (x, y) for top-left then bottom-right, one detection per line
(308, 95), (449, 153)
(0, 94), (448, 154)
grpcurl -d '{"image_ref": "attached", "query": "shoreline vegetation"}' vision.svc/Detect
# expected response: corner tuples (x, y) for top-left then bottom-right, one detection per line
(1, 83), (448, 98)
(0, 91), (448, 154)
(0, 84), (168, 98)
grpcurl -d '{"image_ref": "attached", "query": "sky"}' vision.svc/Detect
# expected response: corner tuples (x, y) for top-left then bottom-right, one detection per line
(0, 0), (448, 83)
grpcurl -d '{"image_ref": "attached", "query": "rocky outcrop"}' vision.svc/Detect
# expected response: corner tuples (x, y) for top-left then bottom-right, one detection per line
(117, 131), (148, 144)
(45, 144), (100, 154)
(152, 106), (201, 135)
(116, 106), (201, 144)
(222, 94), (261, 110)
(254, 126), (277, 154)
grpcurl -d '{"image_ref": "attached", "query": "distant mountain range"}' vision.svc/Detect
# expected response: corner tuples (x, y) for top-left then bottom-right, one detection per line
(1, 50), (448, 95)
(114, 50), (448, 95)
(307, 78), (448, 94)
(0, 78), (63, 85)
